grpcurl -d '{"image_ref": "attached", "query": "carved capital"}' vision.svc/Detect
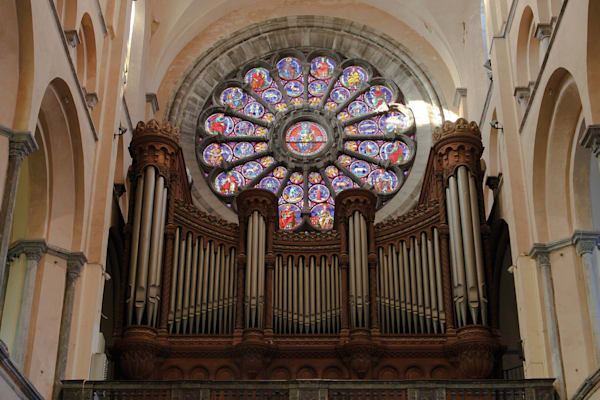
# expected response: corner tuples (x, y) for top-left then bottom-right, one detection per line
(9, 132), (38, 163)
(7, 239), (47, 263)
(573, 231), (600, 256)
(66, 252), (87, 281)
(581, 125), (600, 158)
(529, 244), (551, 268)
(534, 23), (553, 40)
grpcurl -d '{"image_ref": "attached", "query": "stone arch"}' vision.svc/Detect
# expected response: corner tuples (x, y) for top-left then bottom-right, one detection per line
(76, 13), (97, 93)
(124, 0), (149, 119)
(8, 0), (34, 130)
(515, 6), (536, 86)
(61, 0), (78, 30)
(587, 0), (600, 121)
(34, 78), (86, 249)
(532, 68), (584, 242)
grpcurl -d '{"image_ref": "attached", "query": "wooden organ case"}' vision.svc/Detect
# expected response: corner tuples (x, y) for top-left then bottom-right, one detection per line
(113, 118), (501, 381)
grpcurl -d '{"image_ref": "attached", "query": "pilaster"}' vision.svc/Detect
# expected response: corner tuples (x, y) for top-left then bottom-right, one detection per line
(52, 252), (86, 400)
(529, 244), (566, 399)
(573, 231), (600, 366)
(7, 240), (47, 370)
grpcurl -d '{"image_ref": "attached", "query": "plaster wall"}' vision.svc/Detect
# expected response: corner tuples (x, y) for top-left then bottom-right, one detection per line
(25, 253), (66, 400)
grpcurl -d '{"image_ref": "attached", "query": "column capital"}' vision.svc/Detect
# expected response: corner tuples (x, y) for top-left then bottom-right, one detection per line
(7, 239), (47, 262)
(572, 231), (600, 256)
(529, 244), (551, 268)
(9, 131), (38, 163)
(66, 252), (87, 280)
(534, 23), (553, 40)
(581, 125), (600, 158)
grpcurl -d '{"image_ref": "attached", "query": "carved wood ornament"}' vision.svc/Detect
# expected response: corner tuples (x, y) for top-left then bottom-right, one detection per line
(113, 119), (501, 381)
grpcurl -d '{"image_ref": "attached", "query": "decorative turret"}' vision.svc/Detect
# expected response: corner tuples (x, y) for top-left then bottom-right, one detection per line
(433, 119), (498, 378)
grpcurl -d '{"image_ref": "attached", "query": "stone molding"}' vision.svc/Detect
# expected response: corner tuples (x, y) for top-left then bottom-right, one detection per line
(581, 125), (600, 158)
(453, 88), (467, 108)
(528, 230), (600, 261)
(9, 132), (38, 162)
(7, 239), (86, 265)
(146, 93), (159, 114)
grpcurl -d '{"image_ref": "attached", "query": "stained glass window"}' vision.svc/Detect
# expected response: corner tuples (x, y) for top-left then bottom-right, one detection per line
(197, 50), (417, 231)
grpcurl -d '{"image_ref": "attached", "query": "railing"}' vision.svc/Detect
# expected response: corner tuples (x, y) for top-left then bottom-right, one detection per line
(61, 379), (556, 400)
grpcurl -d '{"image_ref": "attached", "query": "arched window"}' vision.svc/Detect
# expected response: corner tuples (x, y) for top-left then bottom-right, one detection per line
(197, 50), (417, 231)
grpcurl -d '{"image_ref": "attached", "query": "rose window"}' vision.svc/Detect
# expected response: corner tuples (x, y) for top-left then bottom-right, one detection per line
(197, 50), (417, 231)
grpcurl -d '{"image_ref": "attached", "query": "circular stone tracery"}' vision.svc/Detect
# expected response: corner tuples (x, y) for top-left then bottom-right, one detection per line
(197, 49), (417, 231)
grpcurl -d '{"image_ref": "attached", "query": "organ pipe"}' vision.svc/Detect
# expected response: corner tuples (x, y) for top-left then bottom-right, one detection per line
(375, 232), (446, 334)
(469, 172), (488, 325)
(151, 187), (168, 327)
(457, 166), (480, 323)
(135, 166), (157, 324)
(127, 173), (145, 325)
(433, 228), (446, 330)
(166, 237), (237, 335)
(445, 166), (488, 327)
(127, 166), (169, 328)
(168, 228), (180, 331)
(448, 176), (467, 326)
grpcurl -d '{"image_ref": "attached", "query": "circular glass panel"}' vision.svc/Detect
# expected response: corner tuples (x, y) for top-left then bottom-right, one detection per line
(285, 121), (328, 156)
(199, 50), (417, 231)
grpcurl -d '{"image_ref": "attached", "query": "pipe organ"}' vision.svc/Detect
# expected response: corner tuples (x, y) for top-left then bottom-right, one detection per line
(273, 255), (341, 334)
(377, 229), (446, 335)
(115, 119), (501, 382)
(167, 232), (237, 334)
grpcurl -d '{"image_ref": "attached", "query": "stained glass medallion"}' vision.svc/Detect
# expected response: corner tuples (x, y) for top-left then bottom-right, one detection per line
(198, 51), (417, 231)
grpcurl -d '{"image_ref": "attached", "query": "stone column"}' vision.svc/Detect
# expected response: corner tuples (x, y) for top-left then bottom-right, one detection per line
(8, 239), (47, 370)
(52, 252), (86, 400)
(581, 125), (600, 173)
(0, 132), (38, 323)
(573, 231), (600, 365)
(529, 246), (566, 399)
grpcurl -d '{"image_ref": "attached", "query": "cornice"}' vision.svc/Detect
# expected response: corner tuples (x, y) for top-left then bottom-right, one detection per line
(528, 230), (600, 262)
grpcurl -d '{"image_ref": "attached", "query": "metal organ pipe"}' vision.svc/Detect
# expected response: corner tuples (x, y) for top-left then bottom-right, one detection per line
(448, 176), (467, 326)
(469, 171), (488, 325)
(127, 173), (145, 325)
(433, 228), (446, 330)
(456, 166), (479, 324)
(375, 232), (446, 335)
(443, 166), (488, 327)
(135, 166), (157, 324)
(420, 233), (432, 333)
(168, 228), (180, 332)
(151, 187), (168, 327)
(146, 174), (165, 325)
